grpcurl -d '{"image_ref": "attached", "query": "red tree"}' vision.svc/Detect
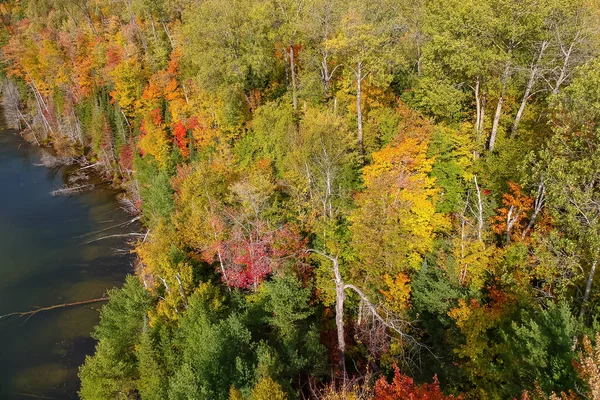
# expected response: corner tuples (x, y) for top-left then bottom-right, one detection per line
(375, 365), (461, 400)
(215, 221), (306, 290)
(172, 120), (189, 157)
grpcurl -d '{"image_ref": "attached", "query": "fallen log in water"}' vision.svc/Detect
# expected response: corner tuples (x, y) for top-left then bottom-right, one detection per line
(50, 183), (94, 196)
(0, 297), (109, 323)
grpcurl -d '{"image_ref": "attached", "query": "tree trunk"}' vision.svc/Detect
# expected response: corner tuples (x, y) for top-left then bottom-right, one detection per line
(175, 273), (188, 308)
(417, 46), (422, 77)
(489, 96), (504, 152)
(474, 78), (481, 138)
(553, 39), (576, 95)
(489, 65), (510, 152)
(335, 272), (347, 383)
(289, 44), (298, 110)
(512, 41), (548, 137)
(356, 62), (364, 154)
(78, 2), (98, 36)
(522, 179), (545, 239)
(480, 92), (486, 138)
(310, 251), (346, 383)
(511, 79), (533, 138)
(149, 13), (159, 44)
(321, 52), (331, 97)
(161, 20), (174, 48)
(473, 78), (487, 144)
(131, 16), (148, 54)
(474, 175), (484, 242)
(580, 260), (597, 319)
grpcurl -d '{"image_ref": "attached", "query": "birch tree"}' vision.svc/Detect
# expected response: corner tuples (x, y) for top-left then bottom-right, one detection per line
(325, 1), (397, 153)
(539, 61), (600, 319)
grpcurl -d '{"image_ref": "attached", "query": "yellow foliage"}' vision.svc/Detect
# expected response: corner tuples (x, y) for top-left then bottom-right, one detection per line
(349, 111), (449, 288)
(229, 387), (244, 400)
(109, 58), (144, 116)
(381, 273), (411, 313)
(138, 112), (171, 169)
(452, 235), (495, 291)
(251, 377), (287, 400)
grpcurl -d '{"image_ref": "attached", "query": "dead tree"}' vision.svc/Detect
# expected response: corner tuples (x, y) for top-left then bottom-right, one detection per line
(308, 249), (426, 385)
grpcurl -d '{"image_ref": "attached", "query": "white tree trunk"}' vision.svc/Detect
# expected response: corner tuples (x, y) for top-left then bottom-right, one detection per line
(474, 175), (484, 242)
(356, 62), (364, 154)
(489, 65), (510, 152)
(512, 41), (548, 137)
(580, 260), (597, 319)
(289, 44), (298, 110)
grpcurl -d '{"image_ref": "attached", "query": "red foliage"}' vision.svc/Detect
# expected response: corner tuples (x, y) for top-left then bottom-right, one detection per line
(374, 365), (461, 400)
(172, 120), (189, 157)
(150, 108), (163, 126)
(225, 225), (274, 288)
(186, 116), (200, 131)
(119, 142), (134, 172)
(106, 45), (122, 68)
(209, 221), (306, 290)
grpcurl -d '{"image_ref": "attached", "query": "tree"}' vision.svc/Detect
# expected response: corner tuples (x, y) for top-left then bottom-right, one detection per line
(500, 303), (580, 396)
(538, 60), (600, 319)
(491, 181), (534, 244)
(422, 0), (496, 135)
(285, 107), (359, 223)
(251, 376), (287, 400)
(176, 287), (256, 399)
(137, 325), (168, 400)
(374, 364), (461, 399)
(79, 276), (153, 400)
(182, 0), (278, 123)
(325, 1), (398, 152)
(349, 106), (447, 302)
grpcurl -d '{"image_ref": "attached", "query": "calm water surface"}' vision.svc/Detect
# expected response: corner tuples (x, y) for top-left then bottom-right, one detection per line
(0, 115), (135, 399)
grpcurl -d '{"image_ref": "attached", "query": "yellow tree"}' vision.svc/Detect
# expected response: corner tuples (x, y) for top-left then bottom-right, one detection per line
(349, 108), (448, 311)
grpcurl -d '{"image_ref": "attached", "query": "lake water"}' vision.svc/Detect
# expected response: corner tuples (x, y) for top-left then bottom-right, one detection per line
(0, 113), (136, 399)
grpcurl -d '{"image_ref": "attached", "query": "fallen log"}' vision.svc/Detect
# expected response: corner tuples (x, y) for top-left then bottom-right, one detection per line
(50, 183), (94, 196)
(0, 297), (109, 323)
(82, 232), (145, 245)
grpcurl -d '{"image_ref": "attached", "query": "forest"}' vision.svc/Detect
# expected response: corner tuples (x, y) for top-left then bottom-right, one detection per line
(2, 0), (600, 398)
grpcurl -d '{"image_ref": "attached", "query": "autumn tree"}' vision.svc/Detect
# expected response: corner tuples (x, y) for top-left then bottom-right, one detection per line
(349, 106), (447, 307)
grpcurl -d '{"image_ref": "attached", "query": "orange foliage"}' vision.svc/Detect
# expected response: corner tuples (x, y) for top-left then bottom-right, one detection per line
(375, 364), (461, 399)
(491, 182), (534, 243)
(172, 121), (189, 157)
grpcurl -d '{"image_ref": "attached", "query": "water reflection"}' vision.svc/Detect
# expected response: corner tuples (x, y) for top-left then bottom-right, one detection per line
(0, 119), (136, 399)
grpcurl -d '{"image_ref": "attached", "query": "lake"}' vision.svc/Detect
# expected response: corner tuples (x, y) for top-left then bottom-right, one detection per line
(0, 111), (136, 399)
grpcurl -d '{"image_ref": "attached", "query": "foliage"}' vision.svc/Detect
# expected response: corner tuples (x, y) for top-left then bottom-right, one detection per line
(2, 0), (600, 397)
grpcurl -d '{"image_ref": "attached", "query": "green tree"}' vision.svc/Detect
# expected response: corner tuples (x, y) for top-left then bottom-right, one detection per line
(79, 276), (153, 400)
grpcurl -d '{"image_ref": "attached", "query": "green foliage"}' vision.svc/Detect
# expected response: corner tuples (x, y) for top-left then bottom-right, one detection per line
(137, 326), (168, 400)
(406, 75), (467, 121)
(79, 276), (153, 400)
(252, 274), (327, 385)
(285, 107), (360, 223)
(235, 100), (296, 175)
(175, 290), (255, 399)
(500, 302), (581, 397)
(6, 0), (600, 397)
(134, 154), (175, 228)
(428, 124), (474, 213)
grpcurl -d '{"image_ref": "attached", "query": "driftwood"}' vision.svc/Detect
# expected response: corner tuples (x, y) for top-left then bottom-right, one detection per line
(11, 392), (56, 400)
(50, 183), (94, 196)
(118, 196), (141, 215)
(75, 216), (141, 239)
(68, 171), (90, 184)
(82, 232), (145, 245)
(0, 297), (109, 323)
(35, 152), (78, 168)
